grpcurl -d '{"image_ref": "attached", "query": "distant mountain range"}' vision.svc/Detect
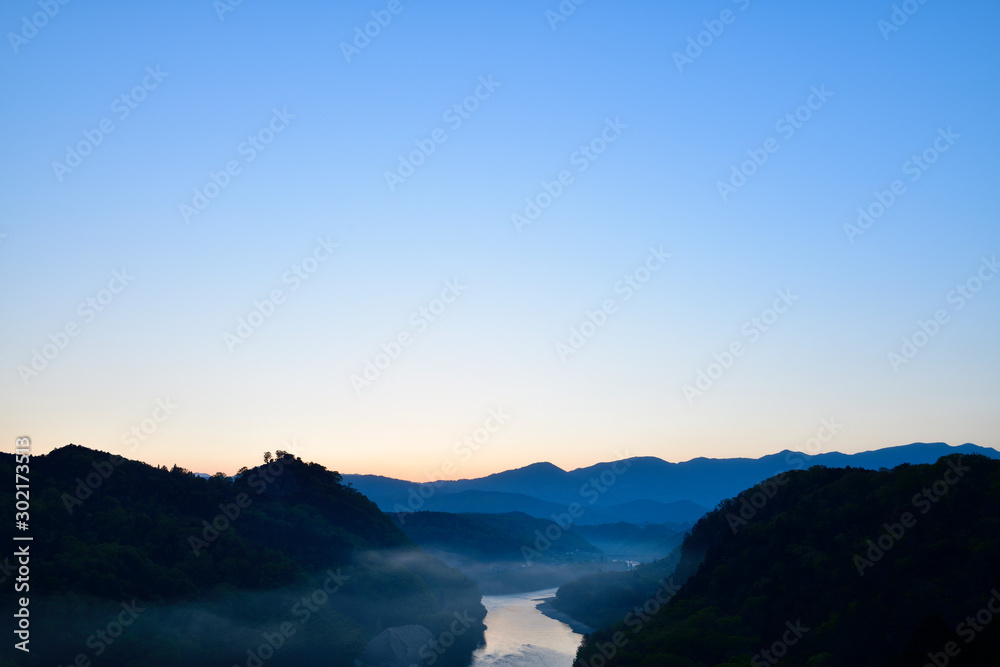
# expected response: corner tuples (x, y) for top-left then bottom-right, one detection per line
(344, 442), (1000, 525)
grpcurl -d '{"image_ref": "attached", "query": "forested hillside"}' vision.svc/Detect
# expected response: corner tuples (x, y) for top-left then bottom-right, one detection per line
(0, 445), (485, 667)
(574, 455), (1000, 666)
(553, 551), (683, 630)
(394, 510), (601, 562)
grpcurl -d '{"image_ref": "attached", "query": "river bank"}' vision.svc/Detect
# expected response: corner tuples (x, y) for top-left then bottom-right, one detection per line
(535, 596), (595, 635)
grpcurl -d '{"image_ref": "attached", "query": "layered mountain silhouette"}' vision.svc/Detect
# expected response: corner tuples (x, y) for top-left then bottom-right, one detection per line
(0, 445), (485, 667)
(570, 453), (1000, 666)
(344, 442), (999, 524)
(11, 442), (998, 666)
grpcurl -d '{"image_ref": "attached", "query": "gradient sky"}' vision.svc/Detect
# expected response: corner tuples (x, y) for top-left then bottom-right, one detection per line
(2, 1), (998, 481)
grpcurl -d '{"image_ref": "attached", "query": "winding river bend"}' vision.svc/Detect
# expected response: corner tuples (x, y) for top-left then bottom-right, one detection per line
(469, 588), (584, 667)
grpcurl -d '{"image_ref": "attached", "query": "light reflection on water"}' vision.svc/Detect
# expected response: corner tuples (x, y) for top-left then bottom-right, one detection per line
(469, 588), (583, 667)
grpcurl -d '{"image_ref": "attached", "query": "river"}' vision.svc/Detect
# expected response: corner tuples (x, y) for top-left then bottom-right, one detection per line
(469, 588), (585, 667)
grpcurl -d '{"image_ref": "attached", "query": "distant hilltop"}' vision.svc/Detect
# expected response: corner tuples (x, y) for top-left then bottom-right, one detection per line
(344, 442), (1000, 524)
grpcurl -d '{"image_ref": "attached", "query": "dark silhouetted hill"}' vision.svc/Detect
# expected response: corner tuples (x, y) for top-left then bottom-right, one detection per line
(394, 511), (600, 563)
(572, 454), (1000, 666)
(0, 445), (485, 667)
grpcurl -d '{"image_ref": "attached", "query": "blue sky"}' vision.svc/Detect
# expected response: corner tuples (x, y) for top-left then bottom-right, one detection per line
(2, 0), (998, 479)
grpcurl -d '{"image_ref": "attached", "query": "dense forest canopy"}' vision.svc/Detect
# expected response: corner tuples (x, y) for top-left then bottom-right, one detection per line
(572, 454), (1000, 666)
(0, 445), (485, 667)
